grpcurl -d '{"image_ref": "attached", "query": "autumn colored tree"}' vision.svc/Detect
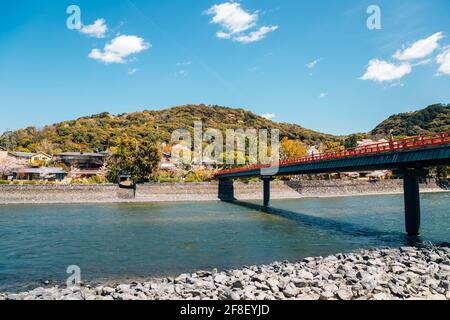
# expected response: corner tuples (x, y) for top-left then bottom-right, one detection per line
(280, 137), (307, 160)
(324, 141), (342, 152)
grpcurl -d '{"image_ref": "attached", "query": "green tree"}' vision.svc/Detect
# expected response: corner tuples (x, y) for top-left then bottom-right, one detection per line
(107, 136), (161, 183)
(343, 134), (366, 149)
(1, 105), (339, 153)
(435, 166), (449, 178)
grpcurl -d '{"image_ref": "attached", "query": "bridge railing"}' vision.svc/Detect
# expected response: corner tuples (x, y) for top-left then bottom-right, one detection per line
(215, 131), (450, 176)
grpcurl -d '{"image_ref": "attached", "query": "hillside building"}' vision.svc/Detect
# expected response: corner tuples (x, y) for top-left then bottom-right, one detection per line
(55, 152), (108, 178)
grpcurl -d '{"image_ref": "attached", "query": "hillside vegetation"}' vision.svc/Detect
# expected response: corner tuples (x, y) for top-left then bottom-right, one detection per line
(0, 105), (337, 153)
(2, 103), (448, 155)
(371, 104), (450, 137)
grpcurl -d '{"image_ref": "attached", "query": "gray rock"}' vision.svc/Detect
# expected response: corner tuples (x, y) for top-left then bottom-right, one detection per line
(428, 254), (443, 263)
(292, 278), (309, 288)
(391, 266), (404, 274)
(214, 274), (228, 284)
(372, 292), (390, 300)
(283, 287), (299, 298)
(102, 287), (115, 295)
(231, 280), (244, 289)
(319, 291), (335, 300)
(440, 281), (450, 290)
(118, 293), (138, 300)
(297, 270), (314, 280)
(409, 266), (427, 275)
(337, 289), (353, 300)
(388, 283), (402, 296)
(196, 270), (213, 277)
(116, 284), (131, 293)
(2, 246), (449, 301)
(174, 274), (189, 283)
(321, 283), (338, 293)
(254, 282), (270, 290)
(439, 264), (450, 272)
(229, 292), (240, 300)
(251, 274), (266, 283)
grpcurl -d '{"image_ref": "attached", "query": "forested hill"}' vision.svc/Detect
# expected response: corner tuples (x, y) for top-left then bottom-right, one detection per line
(371, 104), (450, 137)
(0, 105), (337, 153)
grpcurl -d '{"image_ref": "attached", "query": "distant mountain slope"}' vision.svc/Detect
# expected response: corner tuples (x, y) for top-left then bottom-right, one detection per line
(371, 104), (450, 137)
(0, 105), (337, 153)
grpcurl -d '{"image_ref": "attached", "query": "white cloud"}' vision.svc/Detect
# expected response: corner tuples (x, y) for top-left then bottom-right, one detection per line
(260, 113), (276, 120)
(233, 25), (278, 44)
(306, 58), (321, 69)
(205, 2), (277, 44)
(319, 92), (328, 99)
(79, 19), (108, 38)
(393, 32), (444, 61)
(206, 2), (257, 35)
(127, 68), (138, 75)
(436, 48), (450, 75)
(412, 59), (433, 66)
(89, 35), (151, 64)
(361, 59), (412, 82)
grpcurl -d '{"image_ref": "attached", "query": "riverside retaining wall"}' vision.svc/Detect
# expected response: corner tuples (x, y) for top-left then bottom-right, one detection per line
(0, 185), (119, 204)
(0, 179), (446, 204)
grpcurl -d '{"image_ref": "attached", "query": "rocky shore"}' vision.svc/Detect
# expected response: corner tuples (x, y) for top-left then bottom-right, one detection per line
(1, 246), (449, 300)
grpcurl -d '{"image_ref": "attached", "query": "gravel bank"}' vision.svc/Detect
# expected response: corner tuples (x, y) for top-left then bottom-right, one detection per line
(1, 246), (449, 300)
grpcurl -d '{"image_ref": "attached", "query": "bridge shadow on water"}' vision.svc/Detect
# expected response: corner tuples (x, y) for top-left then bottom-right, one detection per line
(230, 200), (424, 247)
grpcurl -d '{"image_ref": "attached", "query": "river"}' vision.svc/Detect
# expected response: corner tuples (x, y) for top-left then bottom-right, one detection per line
(0, 192), (449, 292)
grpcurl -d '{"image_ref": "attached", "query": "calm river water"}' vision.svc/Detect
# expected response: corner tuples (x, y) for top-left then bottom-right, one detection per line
(0, 193), (449, 291)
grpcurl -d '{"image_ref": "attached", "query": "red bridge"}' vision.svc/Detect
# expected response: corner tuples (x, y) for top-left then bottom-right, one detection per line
(215, 131), (450, 236)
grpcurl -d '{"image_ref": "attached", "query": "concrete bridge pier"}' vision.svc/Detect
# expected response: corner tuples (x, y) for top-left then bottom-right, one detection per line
(401, 168), (428, 236)
(262, 177), (273, 208)
(218, 178), (235, 202)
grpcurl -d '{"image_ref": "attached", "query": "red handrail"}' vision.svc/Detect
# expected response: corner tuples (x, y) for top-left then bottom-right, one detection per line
(215, 130), (450, 176)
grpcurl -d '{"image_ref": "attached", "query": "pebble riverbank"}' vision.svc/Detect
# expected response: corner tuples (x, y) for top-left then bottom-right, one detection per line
(1, 246), (449, 300)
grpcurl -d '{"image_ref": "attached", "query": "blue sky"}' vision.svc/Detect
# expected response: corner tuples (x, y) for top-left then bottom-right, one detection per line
(1, 0), (449, 136)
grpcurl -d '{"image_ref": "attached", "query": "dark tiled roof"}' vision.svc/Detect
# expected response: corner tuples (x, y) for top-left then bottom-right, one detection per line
(9, 152), (34, 158)
(58, 152), (107, 157)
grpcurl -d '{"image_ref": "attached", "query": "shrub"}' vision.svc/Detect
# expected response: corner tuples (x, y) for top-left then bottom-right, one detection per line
(159, 177), (180, 183)
(21, 180), (38, 185)
(184, 169), (214, 183)
(71, 176), (109, 185)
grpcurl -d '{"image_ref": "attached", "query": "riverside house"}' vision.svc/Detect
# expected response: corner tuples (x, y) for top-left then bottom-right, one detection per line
(12, 167), (67, 182)
(8, 151), (52, 166)
(55, 152), (108, 178)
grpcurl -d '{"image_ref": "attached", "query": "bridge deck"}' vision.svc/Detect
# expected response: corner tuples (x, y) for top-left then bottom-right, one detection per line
(216, 131), (450, 179)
